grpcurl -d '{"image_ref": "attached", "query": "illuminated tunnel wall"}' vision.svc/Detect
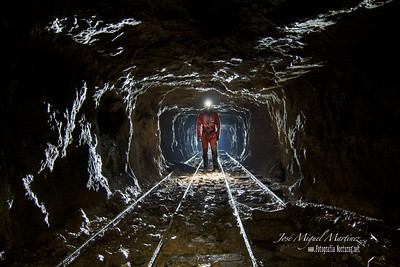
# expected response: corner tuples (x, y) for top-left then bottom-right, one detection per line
(157, 95), (283, 182)
(159, 103), (251, 164)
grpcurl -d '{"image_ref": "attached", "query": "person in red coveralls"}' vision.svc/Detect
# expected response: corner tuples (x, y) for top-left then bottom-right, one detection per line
(197, 99), (221, 172)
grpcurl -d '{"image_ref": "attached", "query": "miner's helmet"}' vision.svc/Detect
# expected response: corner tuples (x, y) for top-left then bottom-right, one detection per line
(204, 99), (212, 110)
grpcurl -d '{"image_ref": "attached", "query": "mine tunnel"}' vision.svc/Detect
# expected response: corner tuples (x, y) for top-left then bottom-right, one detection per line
(1, 0), (400, 266)
(159, 94), (252, 163)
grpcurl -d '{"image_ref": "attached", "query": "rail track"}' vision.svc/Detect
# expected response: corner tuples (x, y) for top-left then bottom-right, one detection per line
(58, 150), (287, 266)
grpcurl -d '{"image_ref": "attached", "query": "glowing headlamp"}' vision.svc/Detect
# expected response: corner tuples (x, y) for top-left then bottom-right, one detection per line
(204, 99), (212, 109)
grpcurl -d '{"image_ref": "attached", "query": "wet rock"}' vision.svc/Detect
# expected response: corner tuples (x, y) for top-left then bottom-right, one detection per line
(252, 208), (291, 221)
(51, 246), (69, 258)
(48, 234), (67, 248)
(104, 227), (122, 237)
(124, 225), (139, 236)
(103, 251), (129, 266)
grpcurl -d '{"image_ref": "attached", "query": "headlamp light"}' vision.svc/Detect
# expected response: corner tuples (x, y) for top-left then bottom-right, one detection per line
(204, 99), (212, 109)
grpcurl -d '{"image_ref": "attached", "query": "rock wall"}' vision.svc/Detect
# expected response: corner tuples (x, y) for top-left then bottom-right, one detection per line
(130, 89), (166, 184)
(262, 1), (400, 221)
(244, 104), (285, 181)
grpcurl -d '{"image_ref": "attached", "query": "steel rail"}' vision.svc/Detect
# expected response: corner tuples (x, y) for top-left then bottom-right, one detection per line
(219, 160), (259, 267)
(225, 152), (286, 206)
(183, 151), (201, 165)
(57, 171), (175, 267)
(147, 160), (202, 266)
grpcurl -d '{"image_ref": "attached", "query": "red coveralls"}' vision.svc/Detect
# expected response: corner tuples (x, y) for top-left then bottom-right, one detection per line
(197, 110), (220, 170)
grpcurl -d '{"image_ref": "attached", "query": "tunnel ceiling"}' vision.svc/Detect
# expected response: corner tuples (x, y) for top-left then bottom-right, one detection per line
(39, 0), (379, 105)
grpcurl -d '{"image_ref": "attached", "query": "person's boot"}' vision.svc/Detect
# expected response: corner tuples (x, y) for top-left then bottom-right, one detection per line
(211, 147), (219, 172)
(202, 149), (208, 172)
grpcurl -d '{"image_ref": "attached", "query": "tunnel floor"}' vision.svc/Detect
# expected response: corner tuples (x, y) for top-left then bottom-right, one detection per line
(18, 152), (400, 267)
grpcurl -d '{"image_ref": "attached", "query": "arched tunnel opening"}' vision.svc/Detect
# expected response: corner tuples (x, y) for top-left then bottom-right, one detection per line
(1, 0), (400, 265)
(158, 94), (284, 183)
(159, 95), (252, 164)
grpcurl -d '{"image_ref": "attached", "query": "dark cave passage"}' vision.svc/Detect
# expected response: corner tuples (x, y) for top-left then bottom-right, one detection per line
(1, 0), (400, 266)
(157, 91), (283, 184)
(159, 99), (252, 163)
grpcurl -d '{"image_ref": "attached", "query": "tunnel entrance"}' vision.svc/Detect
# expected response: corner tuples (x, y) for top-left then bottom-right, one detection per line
(158, 94), (283, 181)
(159, 110), (251, 163)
